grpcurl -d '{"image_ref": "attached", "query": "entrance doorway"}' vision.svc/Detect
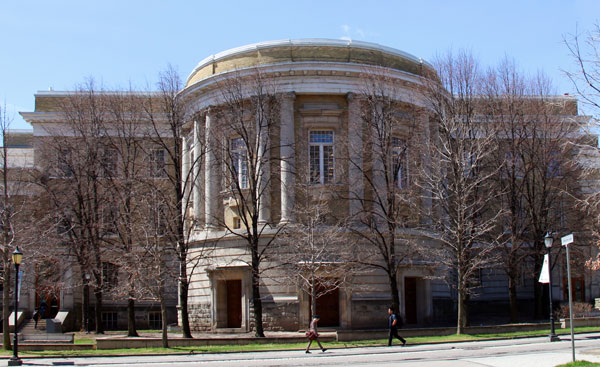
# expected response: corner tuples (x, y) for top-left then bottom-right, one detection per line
(313, 284), (339, 327)
(35, 260), (61, 319)
(226, 279), (242, 328)
(404, 277), (417, 324)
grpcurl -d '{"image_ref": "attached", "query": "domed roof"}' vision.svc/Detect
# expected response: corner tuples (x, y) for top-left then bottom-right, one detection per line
(185, 39), (432, 89)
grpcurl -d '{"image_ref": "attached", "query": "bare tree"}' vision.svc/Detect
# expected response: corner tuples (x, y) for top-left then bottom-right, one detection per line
(97, 90), (149, 337)
(482, 58), (533, 322)
(35, 80), (113, 334)
(516, 75), (583, 319)
(346, 71), (427, 313)
(141, 66), (201, 338)
(564, 25), (600, 273)
(212, 69), (282, 337)
(417, 51), (502, 334)
(484, 62), (584, 321)
(0, 102), (14, 350)
(273, 185), (356, 321)
(564, 24), (600, 115)
(135, 186), (177, 348)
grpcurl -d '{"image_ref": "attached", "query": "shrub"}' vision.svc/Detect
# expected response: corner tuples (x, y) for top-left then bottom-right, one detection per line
(556, 302), (594, 318)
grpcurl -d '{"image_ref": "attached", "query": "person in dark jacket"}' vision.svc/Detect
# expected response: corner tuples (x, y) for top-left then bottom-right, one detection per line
(388, 306), (406, 346)
(34, 300), (47, 328)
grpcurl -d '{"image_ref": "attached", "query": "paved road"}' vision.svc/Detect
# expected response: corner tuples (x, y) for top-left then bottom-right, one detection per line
(8, 333), (600, 366)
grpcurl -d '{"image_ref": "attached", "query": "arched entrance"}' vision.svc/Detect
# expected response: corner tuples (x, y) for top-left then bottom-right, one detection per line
(35, 260), (61, 319)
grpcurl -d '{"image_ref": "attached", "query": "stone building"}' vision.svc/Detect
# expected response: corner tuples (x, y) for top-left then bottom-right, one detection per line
(12, 39), (599, 333)
(178, 39), (597, 332)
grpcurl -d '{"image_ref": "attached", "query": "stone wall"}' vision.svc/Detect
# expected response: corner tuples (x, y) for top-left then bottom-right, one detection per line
(262, 301), (299, 331)
(188, 303), (212, 331)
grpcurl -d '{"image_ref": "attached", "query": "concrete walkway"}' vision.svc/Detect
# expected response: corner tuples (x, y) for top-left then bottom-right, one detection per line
(5, 333), (600, 366)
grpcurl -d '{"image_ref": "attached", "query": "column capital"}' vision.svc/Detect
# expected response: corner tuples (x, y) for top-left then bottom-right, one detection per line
(280, 91), (296, 101)
(347, 92), (365, 102)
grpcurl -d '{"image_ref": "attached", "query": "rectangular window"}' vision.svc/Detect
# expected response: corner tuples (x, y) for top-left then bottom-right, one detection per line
(231, 137), (249, 189)
(155, 204), (167, 236)
(102, 262), (119, 291)
(547, 151), (561, 177)
(149, 311), (162, 329)
(463, 151), (475, 178)
(101, 149), (117, 178)
(149, 149), (166, 178)
(392, 137), (408, 189)
(233, 216), (241, 229)
(57, 149), (74, 178)
(101, 205), (117, 235)
(309, 131), (334, 184)
(504, 151), (523, 178)
(56, 215), (71, 235)
(102, 312), (118, 330)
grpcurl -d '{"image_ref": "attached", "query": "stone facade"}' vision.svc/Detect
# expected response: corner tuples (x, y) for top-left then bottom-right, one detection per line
(15, 39), (600, 333)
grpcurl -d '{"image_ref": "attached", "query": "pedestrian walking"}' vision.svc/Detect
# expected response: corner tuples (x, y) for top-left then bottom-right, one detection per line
(388, 305), (406, 346)
(34, 300), (47, 328)
(305, 315), (327, 353)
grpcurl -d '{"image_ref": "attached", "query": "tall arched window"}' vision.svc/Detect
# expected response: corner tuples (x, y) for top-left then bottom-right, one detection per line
(309, 131), (334, 184)
(230, 137), (248, 189)
(392, 137), (408, 189)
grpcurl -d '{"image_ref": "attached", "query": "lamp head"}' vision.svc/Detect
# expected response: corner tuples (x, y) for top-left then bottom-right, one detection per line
(544, 232), (553, 249)
(11, 247), (22, 265)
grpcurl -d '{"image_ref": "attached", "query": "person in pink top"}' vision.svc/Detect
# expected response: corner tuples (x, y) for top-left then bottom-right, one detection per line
(305, 315), (328, 353)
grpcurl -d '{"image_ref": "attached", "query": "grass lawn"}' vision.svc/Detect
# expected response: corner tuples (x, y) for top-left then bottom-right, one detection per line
(555, 362), (600, 367)
(0, 326), (597, 357)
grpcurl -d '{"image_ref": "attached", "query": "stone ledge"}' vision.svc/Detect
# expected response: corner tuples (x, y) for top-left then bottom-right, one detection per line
(96, 335), (336, 349)
(337, 322), (556, 341)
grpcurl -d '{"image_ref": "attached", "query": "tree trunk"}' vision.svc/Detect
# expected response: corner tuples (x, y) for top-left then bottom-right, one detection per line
(251, 255), (264, 337)
(3, 268), (11, 350)
(178, 254), (192, 338)
(533, 255), (544, 319)
(457, 288), (467, 335)
(508, 274), (519, 323)
(127, 296), (138, 337)
(81, 277), (88, 332)
(94, 287), (104, 334)
(160, 288), (168, 348)
(388, 269), (400, 313)
(310, 272), (316, 323)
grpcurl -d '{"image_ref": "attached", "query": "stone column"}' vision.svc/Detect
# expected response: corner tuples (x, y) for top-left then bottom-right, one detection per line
(182, 134), (191, 229)
(204, 110), (218, 229)
(347, 93), (364, 219)
(257, 108), (271, 224)
(371, 101), (386, 222)
(420, 112), (433, 225)
(192, 120), (203, 226)
(279, 92), (296, 224)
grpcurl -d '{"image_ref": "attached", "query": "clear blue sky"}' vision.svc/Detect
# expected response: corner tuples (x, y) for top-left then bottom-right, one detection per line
(1, 0), (598, 129)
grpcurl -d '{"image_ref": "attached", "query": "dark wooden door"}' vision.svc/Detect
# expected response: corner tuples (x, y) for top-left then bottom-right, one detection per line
(563, 277), (585, 302)
(226, 280), (242, 328)
(404, 277), (417, 324)
(315, 287), (339, 327)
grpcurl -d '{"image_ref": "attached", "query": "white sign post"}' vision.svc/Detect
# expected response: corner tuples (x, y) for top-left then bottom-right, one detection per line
(561, 233), (575, 363)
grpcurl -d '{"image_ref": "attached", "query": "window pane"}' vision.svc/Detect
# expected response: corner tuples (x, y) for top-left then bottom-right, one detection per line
(392, 137), (408, 189)
(323, 145), (334, 184)
(102, 149), (117, 178)
(310, 131), (333, 143)
(231, 138), (248, 189)
(309, 145), (321, 184)
(150, 149), (166, 178)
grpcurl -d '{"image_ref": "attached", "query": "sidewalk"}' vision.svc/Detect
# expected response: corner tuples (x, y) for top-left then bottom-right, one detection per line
(6, 335), (600, 367)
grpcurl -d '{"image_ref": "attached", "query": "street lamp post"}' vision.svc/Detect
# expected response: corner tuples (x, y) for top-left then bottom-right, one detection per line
(84, 273), (91, 333)
(9, 247), (22, 366)
(544, 233), (559, 342)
